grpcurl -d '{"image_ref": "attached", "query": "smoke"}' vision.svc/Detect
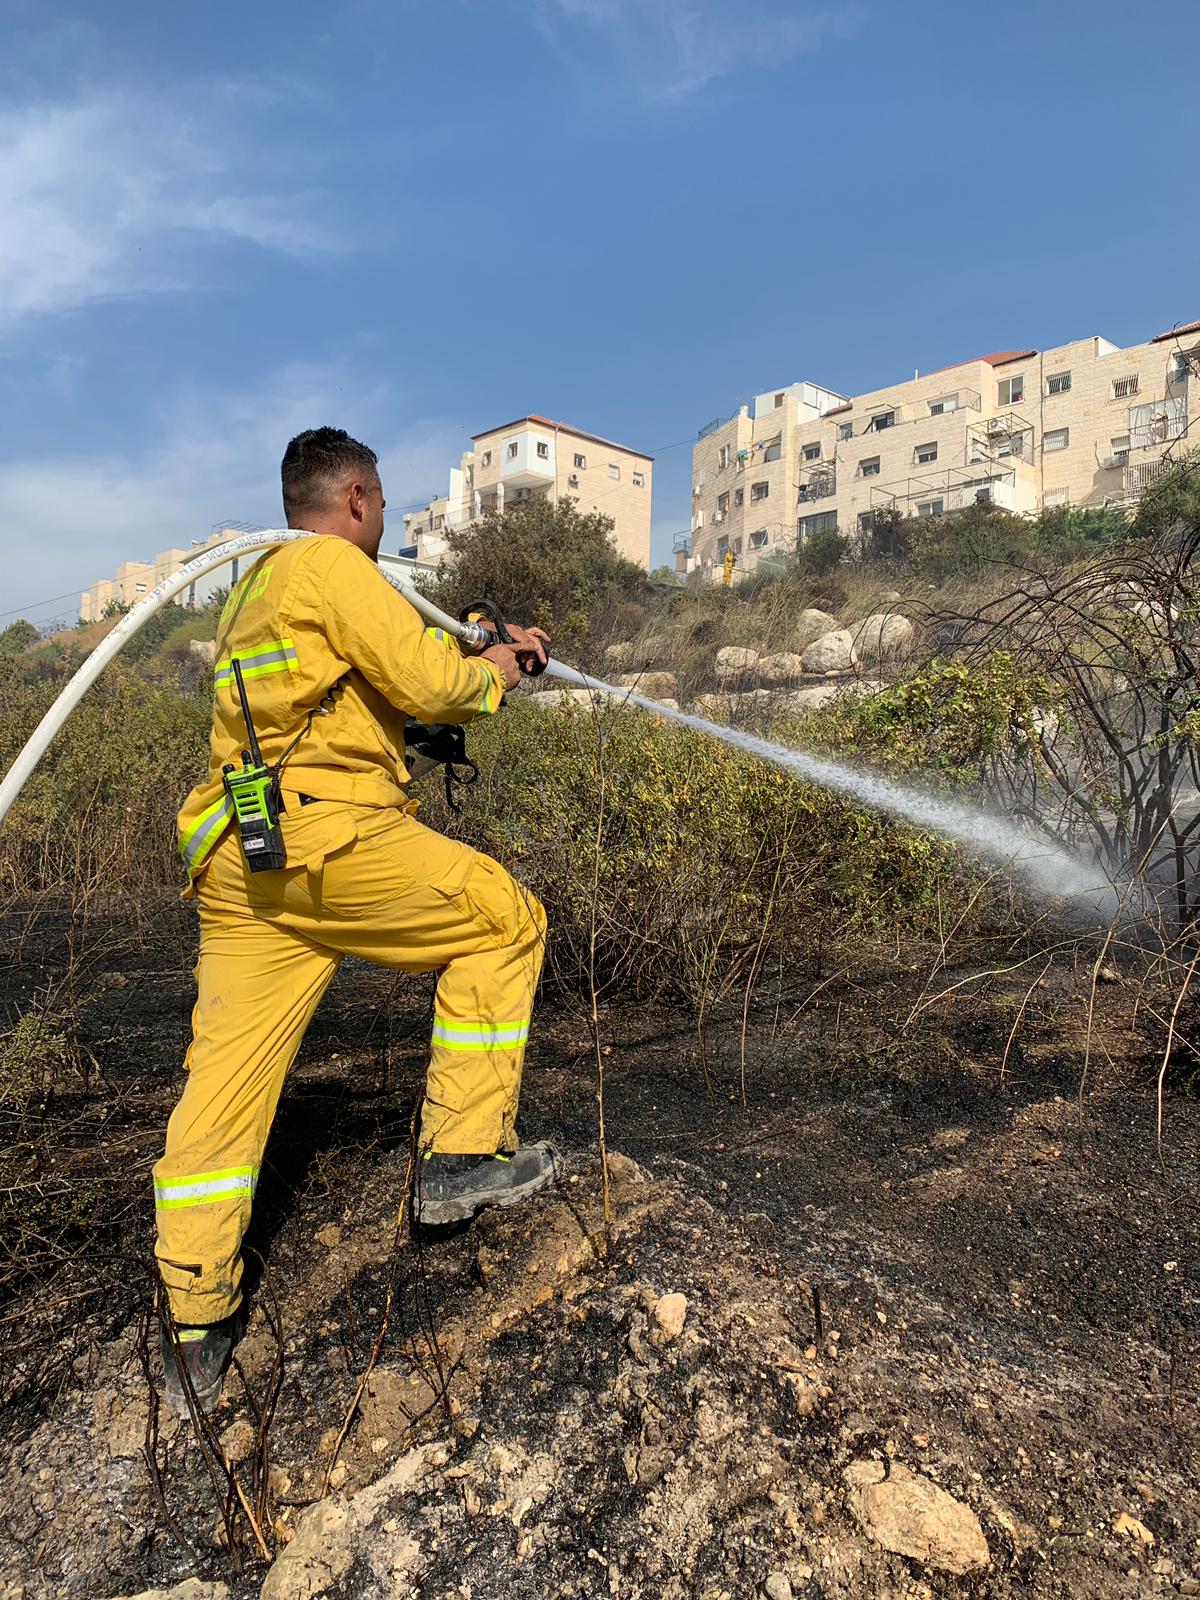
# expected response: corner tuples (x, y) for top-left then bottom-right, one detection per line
(542, 662), (1120, 917)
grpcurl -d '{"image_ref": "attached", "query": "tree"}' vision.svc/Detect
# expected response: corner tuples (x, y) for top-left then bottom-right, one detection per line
(796, 526), (847, 577)
(0, 619), (38, 656)
(432, 497), (648, 659)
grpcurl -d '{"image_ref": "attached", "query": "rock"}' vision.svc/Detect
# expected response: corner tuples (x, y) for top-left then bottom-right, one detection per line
(108, 1583), (229, 1600)
(756, 652), (807, 687)
(764, 1576), (793, 1600)
(881, 589), (902, 601)
(315, 1223), (341, 1248)
(652, 1292), (688, 1344)
(785, 684), (839, 713)
(219, 1417), (257, 1464)
(715, 645), (760, 683)
(526, 687), (608, 713)
(188, 638), (217, 666)
(788, 609), (839, 651)
(801, 629), (858, 674)
(852, 612), (915, 663)
(616, 670), (678, 700)
(604, 1150), (647, 1184)
(1113, 1511), (1155, 1544)
(694, 692), (731, 719)
(845, 1460), (989, 1575)
(603, 641), (636, 668)
(260, 1498), (353, 1600)
(1179, 1580), (1200, 1596)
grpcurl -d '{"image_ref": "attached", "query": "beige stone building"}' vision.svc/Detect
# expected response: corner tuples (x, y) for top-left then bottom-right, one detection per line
(689, 318), (1200, 579)
(79, 526), (261, 621)
(403, 414), (653, 569)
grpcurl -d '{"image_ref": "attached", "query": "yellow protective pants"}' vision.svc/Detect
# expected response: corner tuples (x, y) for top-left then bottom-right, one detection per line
(153, 803), (546, 1325)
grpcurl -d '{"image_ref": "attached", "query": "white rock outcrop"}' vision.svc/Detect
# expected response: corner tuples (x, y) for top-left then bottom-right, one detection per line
(714, 645), (761, 683)
(844, 1459), (989, 1575)
(756, 652), (807, 687)
(616, 670), (678, 700)
(851, 612), (914, 663)
(800, 629), (858, 674)
(789, 609), (840, 651)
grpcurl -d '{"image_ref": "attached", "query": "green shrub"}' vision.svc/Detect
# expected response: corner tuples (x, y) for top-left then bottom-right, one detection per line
(0, 1013), (74, 1107)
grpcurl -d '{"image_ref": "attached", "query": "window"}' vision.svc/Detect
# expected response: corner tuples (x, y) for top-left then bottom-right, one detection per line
(929, 393), (959, 416)
(1043, 427), (1069, 452)
(869, 409), (895, 431)
(433, 514), (444, 530)
(751, 481), (769, 502)
(632, 470), (645, 488)
(915, 441), (938, 465)
(1110, 434), (1130, 458)
(481, 451), (492, 467)
(916, 498), (944, 517)
(574, 452), (587, 469)
(774, 392), (785, 407)
(1046, 371), (1071, 396)
(997, 375), (1024, 406)
(716, 533), (728, 555)
(859, 456), (881, 478)
(734, 487), (744, 507)
(1169, 353), (1191, 384)
(857, 511), (875, 534)
(803, 442), (822, 461)
(608, 464), (621, 480)
(135, 582), (148, 592)
(717, 491), (730, 514)
(506, 440), (519, 458)
(733, 537), (743, 556)
(536, 441), (549, 459)
(1112, 374), (1140, 399)
(799, 510), (838, 540)
(1130, 396), (1186, 447)
(838, 421), (853, 441)
(750, 529), (768, 550)
(763, 438), (782, 462)
(1044, 488), (1069, 508)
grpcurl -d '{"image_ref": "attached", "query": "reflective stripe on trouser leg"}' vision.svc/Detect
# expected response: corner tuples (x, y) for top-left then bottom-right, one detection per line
(153, 893), (340, 1324)
(420, 880), (547, 1155)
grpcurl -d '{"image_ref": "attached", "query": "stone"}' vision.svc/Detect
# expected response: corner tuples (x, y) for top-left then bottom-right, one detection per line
(881, 589), (902, 602)
(315, 1224), (341, 1248)
(852, 612), (915, 663)
(764, 1576), (793, 1600)
(603, 641), (637, 668)
(785, 684), (839, 713)
(188, 638), (217, 666)
(219, 1417), (257, 1464)
(694, 692), (731, 719)
(756, 652), (807, 687)
(845, 1460), (988, 1575)
(604, 1151), (647, 1184)
(108, 1583), (230, 1600)
(801, 629), (858, 675)
(260, 1499), (353, 1600)
(788, 609), (840, 651)
(652, 1292), (688, 1344)
(526, 687), (608, 713)
(616, 670), (678, 700)
(715, 645), (760, 683)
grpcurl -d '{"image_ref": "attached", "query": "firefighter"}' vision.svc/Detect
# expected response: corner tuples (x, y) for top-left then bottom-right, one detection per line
(155, 427), (559, 1415)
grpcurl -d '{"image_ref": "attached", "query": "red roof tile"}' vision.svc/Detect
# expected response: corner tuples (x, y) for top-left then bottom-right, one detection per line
(1153, 319), (1200, 343)
(823, 402), (852, 415)
(981, 348), (1037, 367)
(471, 415), (652, 459)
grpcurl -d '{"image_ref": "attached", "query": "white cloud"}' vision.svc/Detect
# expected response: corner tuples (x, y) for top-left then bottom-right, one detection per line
(539, 0), (861, 101)
(0, 366), (463, 620)
(0, 89), (328, 331)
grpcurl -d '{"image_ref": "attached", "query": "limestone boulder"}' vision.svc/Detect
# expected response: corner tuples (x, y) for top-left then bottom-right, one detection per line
(616, 670), (678, 701)
(693, 692), (732, 719)
(800, 629), (858, 675)
(188, 638), (217, 666)
(109, 1583), (229, 1600)
(756, 652), (806, 687)
(788, 609), (840, 652)
(603, 640), (636, 669)
(714, 645), (760, 683)
(852, 612), (915, 664)
(526, 688), (607, 713)
(844, 1459), (989, 1575)
(785, 684), (839, 713)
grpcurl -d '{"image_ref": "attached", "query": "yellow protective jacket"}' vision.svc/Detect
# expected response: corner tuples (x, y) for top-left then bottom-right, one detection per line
(177, 535), (505, 875)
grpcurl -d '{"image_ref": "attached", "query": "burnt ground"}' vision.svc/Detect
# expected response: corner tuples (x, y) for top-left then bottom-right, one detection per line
(0, 908), (1197, 1600)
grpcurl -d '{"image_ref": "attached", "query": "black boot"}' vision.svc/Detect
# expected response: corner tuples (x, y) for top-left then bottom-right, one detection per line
(414, 1142), (563, 1226)
(160, 1310), (240, 1417)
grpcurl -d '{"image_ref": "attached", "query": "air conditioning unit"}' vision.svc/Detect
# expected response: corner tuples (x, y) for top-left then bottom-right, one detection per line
(713, 510), (725, 523)
(984, 417), (1007, 436)
(568, 473), (579, 488)
(1101, 455), (1125, 471)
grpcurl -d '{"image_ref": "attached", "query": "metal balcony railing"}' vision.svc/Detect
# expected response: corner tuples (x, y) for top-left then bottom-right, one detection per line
(1125, 459), (1172, 496)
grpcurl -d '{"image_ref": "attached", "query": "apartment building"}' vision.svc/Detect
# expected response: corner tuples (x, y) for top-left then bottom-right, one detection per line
(403, 414), (653, 569)
(689, 318), (1199, 578)
(79, 527), (255, 621)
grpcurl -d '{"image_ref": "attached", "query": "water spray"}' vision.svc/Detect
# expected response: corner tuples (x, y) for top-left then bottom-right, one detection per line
(0, 529), (1116, 915)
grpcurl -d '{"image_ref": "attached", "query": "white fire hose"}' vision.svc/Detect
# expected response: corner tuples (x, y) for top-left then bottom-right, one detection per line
(0, 530), (493, 831)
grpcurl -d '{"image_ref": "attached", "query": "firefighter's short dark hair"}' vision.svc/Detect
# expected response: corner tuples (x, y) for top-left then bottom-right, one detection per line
(281, 427), (379, 522)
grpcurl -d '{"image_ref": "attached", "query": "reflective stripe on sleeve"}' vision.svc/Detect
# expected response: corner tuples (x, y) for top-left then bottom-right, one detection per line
(479, 661), (501, 714)
(431, 1016), (530, 1053)
(214, 638), (299, 687)
(154, 1165), (259, 1210)
(178, 792), (234, 871)
(424, 626), (455, 650)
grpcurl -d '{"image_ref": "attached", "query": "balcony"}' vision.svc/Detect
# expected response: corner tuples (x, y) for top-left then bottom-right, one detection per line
(797, 467), (836, 503)
(499, 434), (556, 488)
(1124, 459), (1172, 497)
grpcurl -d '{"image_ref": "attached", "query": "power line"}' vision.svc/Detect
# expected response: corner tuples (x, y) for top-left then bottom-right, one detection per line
(0, 589), (85, 622)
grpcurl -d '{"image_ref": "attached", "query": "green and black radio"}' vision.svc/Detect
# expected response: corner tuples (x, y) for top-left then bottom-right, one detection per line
(222, 658), (287, 872)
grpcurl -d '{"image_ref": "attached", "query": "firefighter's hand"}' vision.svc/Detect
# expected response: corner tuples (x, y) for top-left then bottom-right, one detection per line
(504, 623), (550, 673)
(482, 642), (521, 691)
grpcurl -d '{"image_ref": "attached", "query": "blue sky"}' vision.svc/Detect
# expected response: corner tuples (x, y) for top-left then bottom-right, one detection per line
(1, 0), (1196, 621)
